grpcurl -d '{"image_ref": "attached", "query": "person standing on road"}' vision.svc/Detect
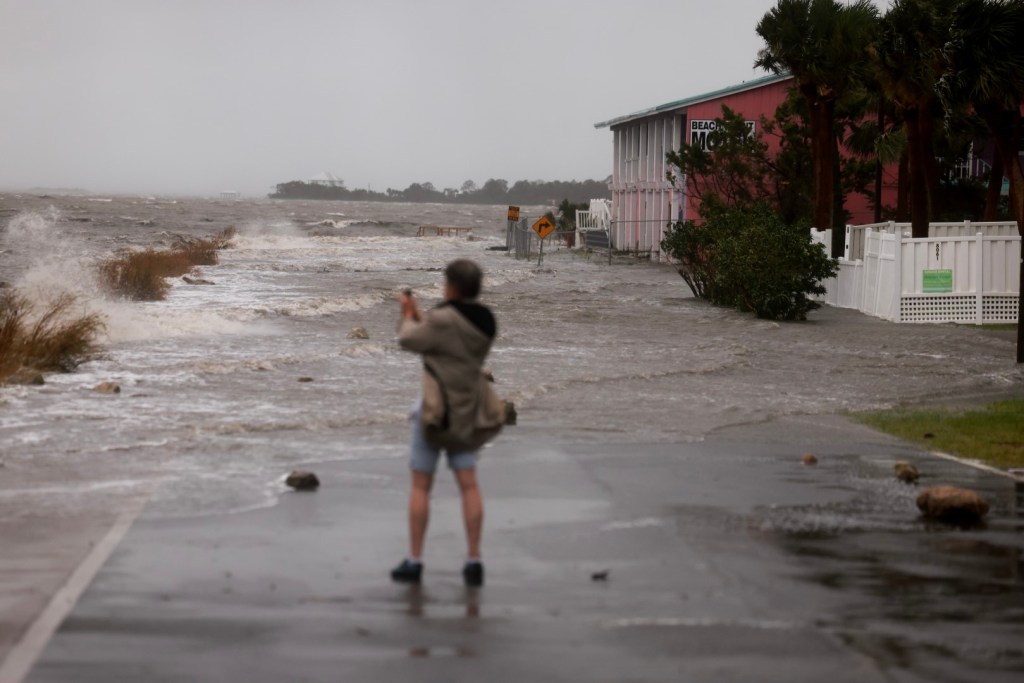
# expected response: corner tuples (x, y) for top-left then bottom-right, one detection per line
(391, 259), (503, 587)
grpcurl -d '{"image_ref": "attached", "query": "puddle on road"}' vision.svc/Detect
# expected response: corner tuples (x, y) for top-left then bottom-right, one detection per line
(664, 460), (1023, 677)
(769, 478), (1024, 677)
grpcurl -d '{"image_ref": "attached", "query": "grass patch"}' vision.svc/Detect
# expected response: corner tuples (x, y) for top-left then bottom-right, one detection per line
(99, 227), (236, 301)
(0, 290), (104, 382)
(854, 400), (1024, 470)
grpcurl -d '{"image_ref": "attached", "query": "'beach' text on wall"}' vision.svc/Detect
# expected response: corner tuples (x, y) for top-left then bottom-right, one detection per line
(689, 119), (756, 152)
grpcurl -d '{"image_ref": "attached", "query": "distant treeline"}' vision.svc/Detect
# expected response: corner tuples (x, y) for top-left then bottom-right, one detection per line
(269, 177), (611, 205)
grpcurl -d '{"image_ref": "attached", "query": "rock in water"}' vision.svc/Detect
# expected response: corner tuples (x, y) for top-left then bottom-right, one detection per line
(504, 401), (517, 426)
(894, 461), (919, 484)
(286, 470), (320, 491)
(6, 369), (45, 386)
(801, 453), (818, 466)
(347, 327), (369, 340)
(182, 276), (215, 285)
(916, 486), (989, 523)
(297, 377), (315, 383)
(93, 381), (121, 394)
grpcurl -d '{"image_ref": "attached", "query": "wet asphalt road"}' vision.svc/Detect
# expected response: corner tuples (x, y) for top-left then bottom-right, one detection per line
(24, 414), (1024, 682)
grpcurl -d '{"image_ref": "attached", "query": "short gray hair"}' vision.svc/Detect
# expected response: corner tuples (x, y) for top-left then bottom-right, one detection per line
(444, 259), (483, 299)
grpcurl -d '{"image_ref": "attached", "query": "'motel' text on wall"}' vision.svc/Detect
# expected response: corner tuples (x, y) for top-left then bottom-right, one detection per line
(689, 119), (756, 152)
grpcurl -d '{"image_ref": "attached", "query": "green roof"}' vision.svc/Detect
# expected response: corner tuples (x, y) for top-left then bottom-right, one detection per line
(594, 72), (792, 129)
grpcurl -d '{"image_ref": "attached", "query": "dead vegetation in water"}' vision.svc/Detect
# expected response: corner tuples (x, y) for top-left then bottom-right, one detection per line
(99, 227), (236, 301)
(0, 291), (104, 383)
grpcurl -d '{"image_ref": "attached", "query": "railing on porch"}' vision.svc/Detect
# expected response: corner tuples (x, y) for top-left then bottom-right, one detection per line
(416, 225), (473, 237)
(574, 212), (673, 260)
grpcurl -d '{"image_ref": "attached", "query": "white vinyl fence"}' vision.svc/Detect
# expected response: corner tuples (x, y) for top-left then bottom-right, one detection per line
(818, 221), (1020, 324)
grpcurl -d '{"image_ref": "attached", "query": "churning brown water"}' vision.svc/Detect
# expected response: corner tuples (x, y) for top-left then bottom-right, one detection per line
(1, 193), (1021, 519)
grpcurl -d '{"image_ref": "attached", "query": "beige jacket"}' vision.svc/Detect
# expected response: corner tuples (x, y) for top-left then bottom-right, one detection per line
(398, 301), (504, 452)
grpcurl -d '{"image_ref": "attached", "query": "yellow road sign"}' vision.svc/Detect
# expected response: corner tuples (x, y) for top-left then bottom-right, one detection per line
(507, 205), (520, 221)
(532, 215), (555, 239)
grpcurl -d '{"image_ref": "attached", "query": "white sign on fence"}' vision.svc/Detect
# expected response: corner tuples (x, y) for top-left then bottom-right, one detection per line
(922, 269), (953, 293)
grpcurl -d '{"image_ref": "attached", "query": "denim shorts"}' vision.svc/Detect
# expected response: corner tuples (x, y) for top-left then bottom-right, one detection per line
(409, 402), (477, 473)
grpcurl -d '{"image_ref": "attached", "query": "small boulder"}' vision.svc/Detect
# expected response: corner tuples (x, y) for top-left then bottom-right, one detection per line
(297, 377), (315, 383)
(894, 461), (919, 484)
(347, 327), (369, 340)
(916, 485), (989, 523)
(6, 369), (45, 386)
(285, 470), (320, 491)
(482, 369), (495, 383)
(801, 453), (818, 466)
(503, 401), (517, 426)
(182, 276), (214, 285)
(93, 381), (121, 394)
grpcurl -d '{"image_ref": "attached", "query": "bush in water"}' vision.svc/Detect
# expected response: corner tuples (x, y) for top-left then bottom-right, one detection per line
(99, 247), (193, 300)
(0, 291), (104, 381)
(99, 227), (236, 301)
(661, 200), (837, 321)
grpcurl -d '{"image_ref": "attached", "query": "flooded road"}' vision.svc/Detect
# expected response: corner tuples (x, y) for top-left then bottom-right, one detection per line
(1, 193), (1020, 518)
(2, 194), (1022, 680)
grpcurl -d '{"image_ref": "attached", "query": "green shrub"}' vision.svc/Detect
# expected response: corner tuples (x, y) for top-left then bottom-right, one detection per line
(661, 201), (837, 320)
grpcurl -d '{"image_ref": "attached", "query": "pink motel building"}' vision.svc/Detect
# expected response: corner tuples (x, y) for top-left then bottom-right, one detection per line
(594, 73), (898, 256)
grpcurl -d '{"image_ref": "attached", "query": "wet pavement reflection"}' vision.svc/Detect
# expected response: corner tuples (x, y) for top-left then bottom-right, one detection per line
(401, 586), (481, 659)
(765, 468), (1024, 676)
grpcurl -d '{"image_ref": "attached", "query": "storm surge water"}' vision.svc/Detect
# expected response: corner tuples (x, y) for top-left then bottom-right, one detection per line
(1, 194), (1021, 520)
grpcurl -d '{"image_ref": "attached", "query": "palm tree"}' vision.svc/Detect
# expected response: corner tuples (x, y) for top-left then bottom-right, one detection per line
(755, 0), (880, 238)
(941, 0), (1024, 362)
(870, 0), (958, 237)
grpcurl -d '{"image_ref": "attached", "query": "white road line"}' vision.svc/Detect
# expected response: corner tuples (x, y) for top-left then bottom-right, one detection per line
(0, 496), (148, 683)
(927, 449), (1024, 482)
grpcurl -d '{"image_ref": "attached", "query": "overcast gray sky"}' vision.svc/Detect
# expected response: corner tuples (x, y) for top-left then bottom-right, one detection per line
(0, 0), (887, 197)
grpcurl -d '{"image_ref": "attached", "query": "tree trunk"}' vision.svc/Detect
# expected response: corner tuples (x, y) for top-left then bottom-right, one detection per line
(802, 84), (835, 233)
(905, 108), (931, 238)
(981, 108), (1024, 363)
(817, 98), (837, 233)
(874, 104), (884, 223)
(984, 152), (1004, 221)
(995, 136), (1024, 364)
(919, 106), (942, 219)
(897, 150), (910, 221)
(831, 133), (845, 257)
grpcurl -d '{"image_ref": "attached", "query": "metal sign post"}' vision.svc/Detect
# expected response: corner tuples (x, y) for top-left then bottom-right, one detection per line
(532, 216), (555, 267)
(506, 206), (519, 252)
